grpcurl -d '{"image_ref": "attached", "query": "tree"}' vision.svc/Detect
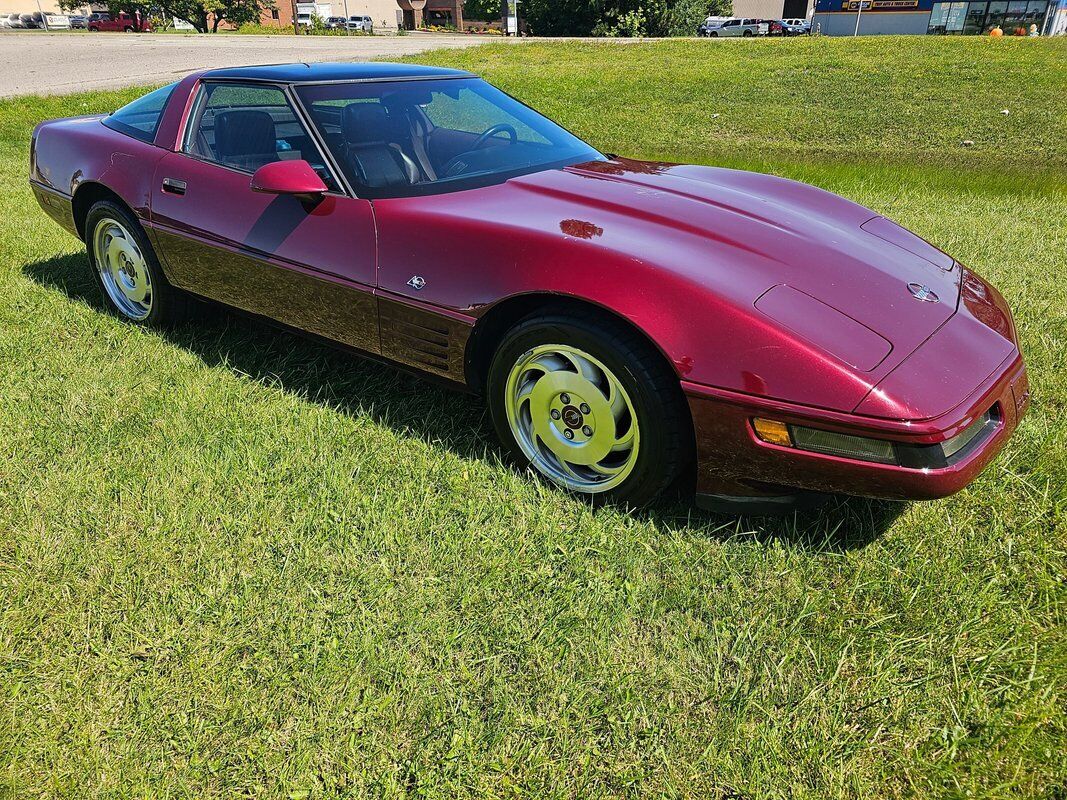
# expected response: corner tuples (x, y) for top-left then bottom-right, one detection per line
(520, 0), (730, 37)
(666, 0), (731, 35)
(463, 0), (501, 21)
(77, 0), (276, 31)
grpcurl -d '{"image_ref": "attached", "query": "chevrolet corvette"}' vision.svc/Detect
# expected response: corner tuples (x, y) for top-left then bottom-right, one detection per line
(29, 63), (1029, 512)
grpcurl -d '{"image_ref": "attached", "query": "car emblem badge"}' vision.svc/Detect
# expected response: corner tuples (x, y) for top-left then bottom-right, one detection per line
(907, 282), (940, 303)
(406, 275), (426, 291)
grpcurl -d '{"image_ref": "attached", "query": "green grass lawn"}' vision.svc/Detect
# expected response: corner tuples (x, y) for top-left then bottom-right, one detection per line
(1, 36), (1065, 798)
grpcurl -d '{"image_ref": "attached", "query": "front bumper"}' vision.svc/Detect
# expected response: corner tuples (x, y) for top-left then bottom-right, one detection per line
(686, 352), (1028, 504)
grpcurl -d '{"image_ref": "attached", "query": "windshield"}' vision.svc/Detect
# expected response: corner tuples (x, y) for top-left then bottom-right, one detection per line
(296, 77), (603, 198)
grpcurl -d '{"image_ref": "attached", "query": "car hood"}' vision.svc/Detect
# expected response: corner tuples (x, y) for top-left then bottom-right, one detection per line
(504, 158), (965, 408)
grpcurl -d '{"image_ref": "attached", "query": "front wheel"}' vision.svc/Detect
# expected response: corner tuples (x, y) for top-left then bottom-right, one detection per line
(488, 312), (692, 508)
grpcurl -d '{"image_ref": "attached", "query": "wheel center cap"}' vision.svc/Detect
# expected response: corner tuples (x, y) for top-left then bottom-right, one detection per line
(561, 405), (583, 429)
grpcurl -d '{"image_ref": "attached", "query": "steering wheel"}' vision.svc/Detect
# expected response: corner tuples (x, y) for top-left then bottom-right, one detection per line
(471, 122), (518, 150)
(441, 123), (519, 178)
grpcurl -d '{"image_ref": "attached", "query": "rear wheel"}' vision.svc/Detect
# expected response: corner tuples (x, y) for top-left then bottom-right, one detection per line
(85, 200), (189, 326)
(488, 312), (692, 508)
(743, 29), (753, 36)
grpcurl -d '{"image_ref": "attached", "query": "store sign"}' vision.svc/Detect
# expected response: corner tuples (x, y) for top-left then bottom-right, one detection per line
(44, 14), (70, 26)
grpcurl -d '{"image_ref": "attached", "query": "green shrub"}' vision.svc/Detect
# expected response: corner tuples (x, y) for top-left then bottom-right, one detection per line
(593, 5), (649, 36)
(234, 22), (292, 33)
(667, 0), (731, 35)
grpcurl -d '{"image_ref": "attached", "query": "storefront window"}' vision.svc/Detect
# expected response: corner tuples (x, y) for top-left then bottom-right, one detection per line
(947, 1), (968, 28)
(985, 0), (1008, 28)
(929, 2), (950, 31)
(1025, 0), (1047, 25)
(929, 1), (969, 30)
(1004, 0), (1029, 31)
(964, 1), (988, 32)
(929, 0), (1042, 31)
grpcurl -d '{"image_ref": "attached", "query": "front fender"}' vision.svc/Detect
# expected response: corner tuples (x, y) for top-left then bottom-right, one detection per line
(372, 186), (878, 413)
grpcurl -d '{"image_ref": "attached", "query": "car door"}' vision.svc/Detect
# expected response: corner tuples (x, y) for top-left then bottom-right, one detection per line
(150, 80), (380, 355)
(721, 19), (740, 34)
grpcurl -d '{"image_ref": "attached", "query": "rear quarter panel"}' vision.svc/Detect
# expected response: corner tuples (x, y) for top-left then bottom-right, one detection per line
(31, 115), (169, 237)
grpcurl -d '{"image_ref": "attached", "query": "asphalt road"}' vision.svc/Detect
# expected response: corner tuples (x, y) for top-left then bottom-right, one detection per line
(0, 31), (495, 97)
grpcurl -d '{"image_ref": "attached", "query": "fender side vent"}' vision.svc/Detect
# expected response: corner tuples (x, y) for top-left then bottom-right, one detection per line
(380, 300), (471, 382)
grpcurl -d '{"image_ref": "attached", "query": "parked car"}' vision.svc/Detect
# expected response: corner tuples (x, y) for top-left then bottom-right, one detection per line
(28, 63), (1029, 512)
(782, 16), (812, 32)
(347, 14), (372, 30)
(703, 17), (764, 36)
(324, 15), (347, 28)
(19, 12), (42, 27)
(697, 15), (728, 35)
(87, 11), (151, 31)
(69, 14), (88, 27)
(773, 19), (806, 35)
(4, 12), (23, 26)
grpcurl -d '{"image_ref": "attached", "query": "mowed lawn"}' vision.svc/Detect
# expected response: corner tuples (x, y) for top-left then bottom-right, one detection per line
(1, 36), (1065, 798)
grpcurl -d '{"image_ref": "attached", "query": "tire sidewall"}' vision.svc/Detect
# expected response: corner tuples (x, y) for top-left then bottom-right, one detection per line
(85, 200), (170, 327)
(488, 316), (682, 507)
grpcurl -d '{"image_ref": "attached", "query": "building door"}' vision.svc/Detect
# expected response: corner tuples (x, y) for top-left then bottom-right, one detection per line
(783, 0), (809, 18)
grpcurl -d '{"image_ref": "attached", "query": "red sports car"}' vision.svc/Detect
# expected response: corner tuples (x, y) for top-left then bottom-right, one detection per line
(29, 63), (1029, 512)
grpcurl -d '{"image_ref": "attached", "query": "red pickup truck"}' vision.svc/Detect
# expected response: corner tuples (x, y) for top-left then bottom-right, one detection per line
(87, 11), (152, 31)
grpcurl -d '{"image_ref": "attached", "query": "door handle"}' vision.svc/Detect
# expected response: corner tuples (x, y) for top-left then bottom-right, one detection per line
(161, 177), (186, 196)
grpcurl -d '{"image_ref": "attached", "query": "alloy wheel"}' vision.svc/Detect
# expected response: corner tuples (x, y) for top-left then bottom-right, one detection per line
(93, 217), (153, 320)
(504, 344), (640, 493)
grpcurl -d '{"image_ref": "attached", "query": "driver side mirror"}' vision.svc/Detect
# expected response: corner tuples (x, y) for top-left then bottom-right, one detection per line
(250, 160), (328, 201)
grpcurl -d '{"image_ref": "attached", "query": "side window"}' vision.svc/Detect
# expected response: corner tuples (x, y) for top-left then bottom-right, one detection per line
(102, 82), (176, 143)
(184, 82), (334, 185)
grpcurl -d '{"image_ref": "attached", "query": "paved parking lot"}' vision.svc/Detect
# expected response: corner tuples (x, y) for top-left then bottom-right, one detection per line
(0, 31), (495, 97)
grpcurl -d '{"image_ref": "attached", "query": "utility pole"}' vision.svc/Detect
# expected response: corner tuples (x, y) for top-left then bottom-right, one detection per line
(36, 0), (49, 30)
(853, 0), (864, 34)
(292, 0), (300, 33)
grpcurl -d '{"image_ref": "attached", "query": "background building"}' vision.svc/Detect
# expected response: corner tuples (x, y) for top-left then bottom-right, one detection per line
(264, 0), (404, 30)
(262, 0), (464, 29)
(733, 0), (816, 18)
(813, 0), (1062, 34)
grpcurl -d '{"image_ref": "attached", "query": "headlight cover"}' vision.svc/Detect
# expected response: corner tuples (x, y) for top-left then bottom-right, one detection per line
(752, 407), (1000, 469)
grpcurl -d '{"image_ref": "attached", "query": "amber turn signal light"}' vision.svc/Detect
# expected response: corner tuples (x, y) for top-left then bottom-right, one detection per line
(752, 418), (793, 447)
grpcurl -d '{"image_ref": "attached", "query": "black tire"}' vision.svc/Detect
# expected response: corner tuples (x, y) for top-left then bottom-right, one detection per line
(709, 30), (718, 36)
(743, 29), (753, 36)
(85, 200), (191, 326)
(487, 311), (693, 508)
